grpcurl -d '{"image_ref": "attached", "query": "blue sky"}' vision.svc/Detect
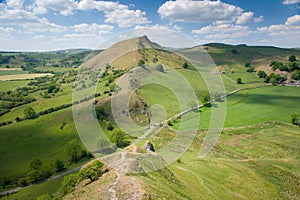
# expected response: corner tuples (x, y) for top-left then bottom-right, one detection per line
(0, 0), (299, 51)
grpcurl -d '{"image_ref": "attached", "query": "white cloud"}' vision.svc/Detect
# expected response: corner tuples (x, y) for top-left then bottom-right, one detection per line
(236, 12), (254, 24)
(32, 0), (77, 16)
(257, 15), (300, 47)
(77, 0), (127, 12)
(6, 0), (23, 9)
(158, 0), (244, 23)
(282, 0), (300, 4)
(192, 24), (251, 39)
(30, 0), (150, 27)
(105, 9), (150, 28)
(73, 23), (113, 34)
(254, 15), (264, 23)
(286, 14), (300, 25)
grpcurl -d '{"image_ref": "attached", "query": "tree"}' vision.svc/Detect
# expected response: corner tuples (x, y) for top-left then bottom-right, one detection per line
(182, 62), (189, 69)
(65, 139), (86, 162)
(231, 49), (238, 54)
(54, 159), (64, 172)
(29, 158), (43, 170)
(95, 106), (107, 120)
(110, 130), (130, 148)
(291, 113), (299, 126)
(138, 59), (145, 66)
(200, 91), (211, 105)
(291, 70), (300, 80)
(236, 77), (242, 84)
(246, 66), (255, 73)
(289, 55), (296, 62)
(24, 106), (37, 119)
(257, 70), (267, 78)
(245, 62), (251, 68)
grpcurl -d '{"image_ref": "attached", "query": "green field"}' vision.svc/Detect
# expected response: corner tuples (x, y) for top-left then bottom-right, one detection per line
(138, 121), (300, 199)
(0, 80), (30, 93)
(1, 177), (63, 200)
(0, 108), (78, 178)
(171, 86), (300, 129)
(0, 70), (28, 76)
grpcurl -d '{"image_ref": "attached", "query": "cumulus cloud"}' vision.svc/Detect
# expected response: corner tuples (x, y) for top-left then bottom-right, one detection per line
(77, 0), (127, 12)
(285, 14), (300, 25)
(158, 0), (244, 23)
(6, 0), (23, 9)
(30, 0), (150, 27)
(192, 24), (251, 39)
(254, 15), (264, 23)
(236, 12), (254, 24)
(282, 0), (300, 4)
(32, 0), (77, 16)
(257, 15), (300, 47)
(73, 23), (113, 34)
(105, 9), (150, 28)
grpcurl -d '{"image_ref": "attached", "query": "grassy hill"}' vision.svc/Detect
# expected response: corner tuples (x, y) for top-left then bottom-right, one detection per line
(0, 36), (300, 200)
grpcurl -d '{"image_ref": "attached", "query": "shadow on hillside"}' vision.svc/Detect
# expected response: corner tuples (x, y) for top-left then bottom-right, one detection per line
(230, 92), (300, 106)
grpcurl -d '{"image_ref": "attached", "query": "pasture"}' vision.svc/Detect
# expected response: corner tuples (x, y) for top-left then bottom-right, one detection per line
(0, 73), (53, 81)
(172, 86), (300, 129)
(138, 121), (300, 199)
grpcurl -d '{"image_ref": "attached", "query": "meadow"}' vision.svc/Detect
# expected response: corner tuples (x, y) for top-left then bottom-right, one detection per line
(138, 121), (300, 200)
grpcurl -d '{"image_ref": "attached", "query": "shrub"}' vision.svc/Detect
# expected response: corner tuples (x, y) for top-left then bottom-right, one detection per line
(257, 70), (267, 78)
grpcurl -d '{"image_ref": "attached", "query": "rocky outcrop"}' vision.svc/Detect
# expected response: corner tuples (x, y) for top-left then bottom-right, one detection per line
(143, 140), (155, 152)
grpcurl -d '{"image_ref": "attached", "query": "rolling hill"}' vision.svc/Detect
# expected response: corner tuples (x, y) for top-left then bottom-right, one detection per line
(0, 36), (299, 200)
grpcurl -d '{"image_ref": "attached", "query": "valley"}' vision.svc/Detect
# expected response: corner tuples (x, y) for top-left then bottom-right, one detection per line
(0, 36), (300, 200)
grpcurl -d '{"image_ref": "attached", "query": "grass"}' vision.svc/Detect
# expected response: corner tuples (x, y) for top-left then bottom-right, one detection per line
(0, 108), (79, 178)
(0, 73), (53, 81)
(0, 80), (30, 93)
(35, 66), (74, 73)
(172, 86), (300, 129)
(0, 70), (28, 76)
(1, 177), (63, 200)
(137, 121), (300, 199)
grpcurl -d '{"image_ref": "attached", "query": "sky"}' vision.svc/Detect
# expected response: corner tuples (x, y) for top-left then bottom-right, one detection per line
(0, 0), (300, 51)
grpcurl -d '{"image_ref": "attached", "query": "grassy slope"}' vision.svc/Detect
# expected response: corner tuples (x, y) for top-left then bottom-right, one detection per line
(172, 86), (300, 129)
(138, 121), (300, 200)
(0, 108), (78, 178)
(1, 177), (63, 200)
(0, 80), (30, 93)
(204, 43), (300, 66)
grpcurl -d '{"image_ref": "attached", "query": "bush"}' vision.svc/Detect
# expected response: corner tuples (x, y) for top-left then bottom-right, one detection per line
(236, 77), (242, 84)
(246, 66), (255, 73)
(138, 59), (145, 66)
(289, 55), (297, 62)
(29, 158), (43, 170)
(291, 70), (300, 80)
(110, 130), (130, 148)
(24, 106), (38, 119)
(257, 70), (267, 78)
(182, 62), (189, 69)
(54, 159), (65, 173)
(18, 177), (28, 187)
(64, 139), (87, 162)
(245, 62), (251, 68)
